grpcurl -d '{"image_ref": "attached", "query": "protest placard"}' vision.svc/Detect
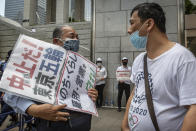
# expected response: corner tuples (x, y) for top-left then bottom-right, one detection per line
(56, 51), (97, 115)
(116, 70), (131, 81)
(0, 34), (98, 116)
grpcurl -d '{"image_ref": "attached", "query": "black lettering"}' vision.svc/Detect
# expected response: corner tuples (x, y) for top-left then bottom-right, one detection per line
(69, 54), (77, 62)
(66, 66), (74, 74)
(60, 88), (68, 99)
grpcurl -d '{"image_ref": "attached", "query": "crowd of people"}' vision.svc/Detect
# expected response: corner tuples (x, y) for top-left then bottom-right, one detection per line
(0, 2), (196, 131)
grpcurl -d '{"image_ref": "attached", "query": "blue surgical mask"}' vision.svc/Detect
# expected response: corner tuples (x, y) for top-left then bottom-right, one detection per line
(63, 38), (80, 52)
(130, 31), (147, 49)
(129, 21), (149, 49)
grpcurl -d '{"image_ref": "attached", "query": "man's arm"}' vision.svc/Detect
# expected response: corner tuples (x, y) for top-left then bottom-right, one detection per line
(116, 67), (119, 81)
(116, 67), (123, 83)
(3, 93), (35, 114)
(177, 60), (196, 130)
(4, 88), (97, 121)
(181, 104), (196, 131)
(28, 88), (97, 121)
(4, 93), (70, 121)
(101, 67), (107, 80)
(121, 87), (135, 131)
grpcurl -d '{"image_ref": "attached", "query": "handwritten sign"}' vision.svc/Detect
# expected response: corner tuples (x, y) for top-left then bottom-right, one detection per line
(0, 34), (98, 116)
(116, 71), (131, 81)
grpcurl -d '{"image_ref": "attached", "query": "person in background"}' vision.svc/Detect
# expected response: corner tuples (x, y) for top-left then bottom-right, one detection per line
(95, 57), (107, 108)
(3, 25), (98, 131)
(0, 50), (18, 128)
(116, 57), (131, 112)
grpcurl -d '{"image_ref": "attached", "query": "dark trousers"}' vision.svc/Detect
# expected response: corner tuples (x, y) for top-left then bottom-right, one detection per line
(34, 113), (92, 131)
(95, 84), (105, 107)
(117, 82), (130, 109)
(0, 101), (17, 126)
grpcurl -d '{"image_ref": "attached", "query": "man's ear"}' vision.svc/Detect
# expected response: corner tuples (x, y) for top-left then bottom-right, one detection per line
(53, 38), (58, 45)
(147, 18), (154, 32)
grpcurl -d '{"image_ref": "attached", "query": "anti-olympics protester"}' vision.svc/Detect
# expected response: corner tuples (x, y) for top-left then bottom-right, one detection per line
(121, 2), (196, 131)
(95, 57), (107, 108)
(3, 25), (98, 131)
(116, 57), (131, 112)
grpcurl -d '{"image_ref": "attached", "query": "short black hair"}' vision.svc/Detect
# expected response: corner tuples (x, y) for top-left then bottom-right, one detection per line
(131, 2), (166, 33)
(96, 61), (102, 64)
(52, 27), (63, 39)
(6, 50), (12, 61)
(7, 50), (12, 57)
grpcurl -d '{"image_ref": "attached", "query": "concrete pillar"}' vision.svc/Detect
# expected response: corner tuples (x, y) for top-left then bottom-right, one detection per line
(56, 0), (69, 24)
(23, 0), (37, 26)
(74, 0), (85, 22)
(46, 0), (56, 24)
(46, 0), (51, 24)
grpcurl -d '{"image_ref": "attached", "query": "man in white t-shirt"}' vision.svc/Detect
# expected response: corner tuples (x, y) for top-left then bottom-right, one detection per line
(121, 2), (196, 131)
(116, 57), (132, 112)
(95, 57), (107, 108)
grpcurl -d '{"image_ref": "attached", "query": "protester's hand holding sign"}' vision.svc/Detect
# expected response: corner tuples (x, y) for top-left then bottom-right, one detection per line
(0, 34), (98, 117)
(27, 104), (69, 121)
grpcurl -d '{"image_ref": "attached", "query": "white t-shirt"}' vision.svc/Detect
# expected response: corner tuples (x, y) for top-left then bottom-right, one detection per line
(96, 66), (107, 85)
(128, 43), (196, 131)
(116, 65), (132, 85)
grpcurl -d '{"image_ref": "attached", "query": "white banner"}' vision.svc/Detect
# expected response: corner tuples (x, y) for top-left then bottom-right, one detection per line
(116, 71), (131, 81)
(0, 34), (98, 116)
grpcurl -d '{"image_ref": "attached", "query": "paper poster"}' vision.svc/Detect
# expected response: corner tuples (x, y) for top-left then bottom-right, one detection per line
(56, 52), (98, 116)
(0, 34), (97, 116)
(116, 71), (131, 81)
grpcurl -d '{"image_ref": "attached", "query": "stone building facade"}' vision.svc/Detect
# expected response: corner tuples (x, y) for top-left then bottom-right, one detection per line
(0, 0), (180, 107)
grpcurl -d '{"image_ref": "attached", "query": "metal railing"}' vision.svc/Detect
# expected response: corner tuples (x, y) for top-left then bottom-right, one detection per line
(0, 111), (35, 131)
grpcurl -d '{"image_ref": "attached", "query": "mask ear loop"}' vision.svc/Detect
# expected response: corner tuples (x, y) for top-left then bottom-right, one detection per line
(145, 32), (150, 49)
(57, 38), (75, 42)
(56, 38), (64, 43)
(138, 21), (150, 49)
(138, 21), (149, 36)
(65, 38), (73, 41)
(129, 21), (148, 38)
(145, 22), (150, 49)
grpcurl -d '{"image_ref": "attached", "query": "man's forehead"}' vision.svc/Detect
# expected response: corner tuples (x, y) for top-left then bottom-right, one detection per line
(130, 11), (139, 21)
(62, 26), (75, 34)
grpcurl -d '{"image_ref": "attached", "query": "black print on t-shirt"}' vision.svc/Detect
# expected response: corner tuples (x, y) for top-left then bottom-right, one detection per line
(133, 71), (153, 104)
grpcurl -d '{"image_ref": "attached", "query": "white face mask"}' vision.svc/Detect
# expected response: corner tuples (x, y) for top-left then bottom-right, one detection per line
(97, 63), (102, 67)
